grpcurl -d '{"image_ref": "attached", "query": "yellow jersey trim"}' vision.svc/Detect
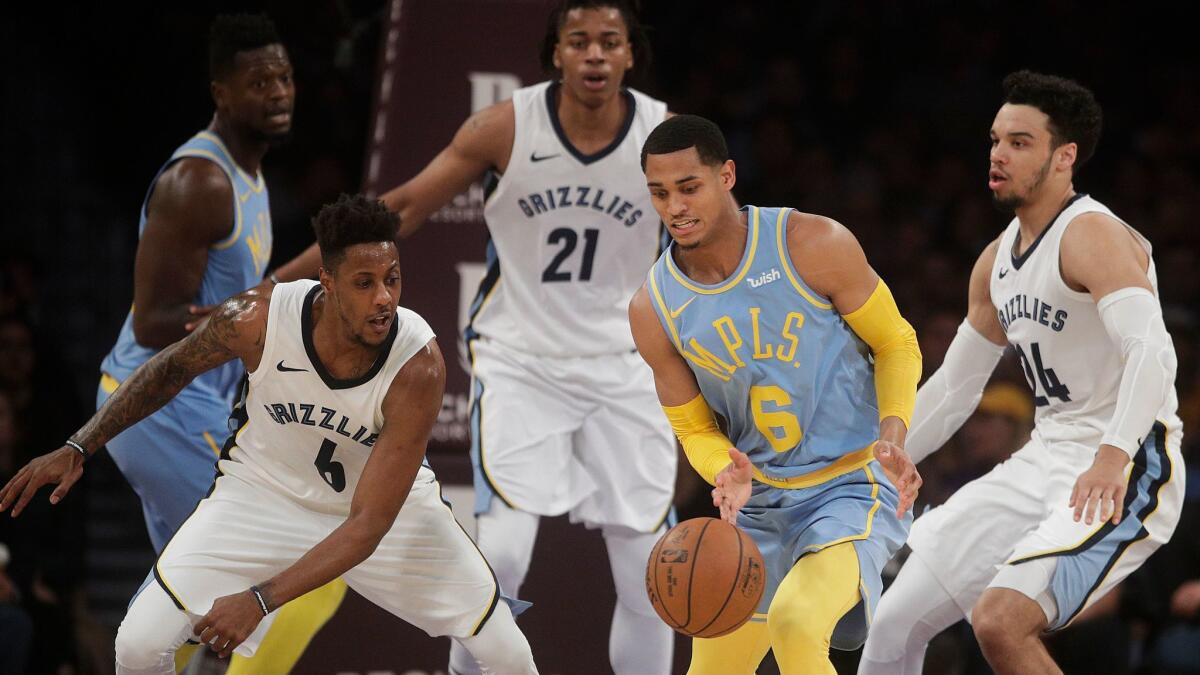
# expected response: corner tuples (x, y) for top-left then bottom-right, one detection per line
(775, 208), (834, 310)
(173, 148), (244, 250)
(752, 445), (876, 490)
(195, 131), (265, 193)
(201, 432), (221, 458)
(648, 272), (684, 351)
(666, 207), (761, 294)
(100, 372), (120, 394)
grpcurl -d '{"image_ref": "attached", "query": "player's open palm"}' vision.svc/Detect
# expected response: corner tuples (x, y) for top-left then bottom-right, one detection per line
(194, 590), (265, 658)
(713, 448), (752, 525)
(0, 447), (84, 517)
(875, 440), (921, 518)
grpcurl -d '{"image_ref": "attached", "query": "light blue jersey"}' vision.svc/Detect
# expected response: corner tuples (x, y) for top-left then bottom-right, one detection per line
(98, 130), (273, 552)
(648, 205), (908, 648)
(648, 205), (879, 480)
(101, 130), (273, 401)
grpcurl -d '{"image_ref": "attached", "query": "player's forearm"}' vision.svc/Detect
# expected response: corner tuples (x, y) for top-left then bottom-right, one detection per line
(254, 512), (395, 611)
(842, 280), (922, 428)
(270, 243), (322, 282)
(74, 341), (197, 452)
(1098, 288), (1176, 457)
(663, 394), (734, 486)
(132, 306), (196, 349)
(904, 320), (1005, 463)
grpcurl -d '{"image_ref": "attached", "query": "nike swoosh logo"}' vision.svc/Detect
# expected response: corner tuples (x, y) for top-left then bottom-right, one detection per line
(530, 152), (561, 162)
(239, 191), (252, 203)
(998, 268), (1009, 278)
(669, 296), (697, 319)
(276, 360), (308, 373)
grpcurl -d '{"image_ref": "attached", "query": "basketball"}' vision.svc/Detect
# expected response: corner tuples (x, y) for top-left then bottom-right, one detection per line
(645, 517), (766, 638)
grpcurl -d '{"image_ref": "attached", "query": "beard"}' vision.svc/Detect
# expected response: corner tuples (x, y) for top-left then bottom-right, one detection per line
(991, 154), (1053, 214)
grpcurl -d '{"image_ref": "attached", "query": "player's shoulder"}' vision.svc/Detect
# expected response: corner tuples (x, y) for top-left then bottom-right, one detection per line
(784, 210), (856, 257)
(206, 285), (273, 350)
(454, 99), (516, 164)
(156, 156), (233, 205)
(1061, 209), (1129, 251)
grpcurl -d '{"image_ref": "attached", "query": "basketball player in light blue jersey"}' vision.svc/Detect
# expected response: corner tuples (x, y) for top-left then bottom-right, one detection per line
(629, 115), (924, 674)
(97, 14), (336, 674)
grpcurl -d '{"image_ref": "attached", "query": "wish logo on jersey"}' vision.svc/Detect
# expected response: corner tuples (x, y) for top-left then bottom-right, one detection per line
(261, 401), (380, 448)
(515, 185), (644, 227)
(996, 293), (1068, 333)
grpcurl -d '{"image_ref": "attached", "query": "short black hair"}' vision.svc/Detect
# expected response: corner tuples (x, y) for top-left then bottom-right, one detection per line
(208, 13), (282, 81)
(1002, 70), (1103, 171)
(640, 115), (729, 169)
(312, 194), (400, 271)
(539, 0), (651, 81)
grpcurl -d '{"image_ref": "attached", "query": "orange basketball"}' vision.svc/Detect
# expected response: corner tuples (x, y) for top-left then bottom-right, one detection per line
(645, 517), (765, 638)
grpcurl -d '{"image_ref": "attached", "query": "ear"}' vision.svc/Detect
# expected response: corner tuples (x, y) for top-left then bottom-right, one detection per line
(210, 80), (226, 110)
(720, 159), (737, 191)
(318, 266), (334, 293)
(552, 42), (562, 71)
(1057, 142), (1078, 172)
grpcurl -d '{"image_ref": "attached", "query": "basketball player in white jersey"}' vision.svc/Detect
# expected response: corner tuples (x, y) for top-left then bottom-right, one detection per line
(858, 71), (1185, 675)
(277, 3), (676, 673)
(0, 195), (538, 675)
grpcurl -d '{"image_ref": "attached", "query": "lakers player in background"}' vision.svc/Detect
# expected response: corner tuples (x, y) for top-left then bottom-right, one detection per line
(277, 2), (677, 672)
(859, 72), (1185, 675)
(629, 114), (923, 674)
(1, 195), (538, 674)
(96, 14), (338, 673)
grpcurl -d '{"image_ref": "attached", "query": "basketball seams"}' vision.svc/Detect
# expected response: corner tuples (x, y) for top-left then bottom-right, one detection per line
(649, 530), (683, 630)
(683, 519), (712, 629)
(692, 521), (744, 637)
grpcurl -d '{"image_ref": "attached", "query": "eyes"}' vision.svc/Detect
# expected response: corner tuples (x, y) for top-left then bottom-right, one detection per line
(565, 37), (625, 50)
(355, 275), (400, 290)
(250, 72), (293, 91)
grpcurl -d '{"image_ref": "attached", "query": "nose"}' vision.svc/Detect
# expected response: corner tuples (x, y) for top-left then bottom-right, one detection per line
(990, 144), (1006, 166)
(373, 281), (394, 308)
(667, 192), (688, 218)
(585, 41), (605, 62)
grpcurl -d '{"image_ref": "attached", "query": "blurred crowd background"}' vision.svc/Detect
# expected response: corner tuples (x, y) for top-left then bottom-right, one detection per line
(2, 1), (1197, 673)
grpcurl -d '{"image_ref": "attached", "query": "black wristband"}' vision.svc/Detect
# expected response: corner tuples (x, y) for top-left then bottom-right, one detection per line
(64, 439), (89, 462)
(249, 585), (270, 616)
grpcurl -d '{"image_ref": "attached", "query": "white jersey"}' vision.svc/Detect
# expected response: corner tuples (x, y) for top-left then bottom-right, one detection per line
(475, 80), (668, 357)
(990, 193), (1181, 447)
(217, 280), (437, 515)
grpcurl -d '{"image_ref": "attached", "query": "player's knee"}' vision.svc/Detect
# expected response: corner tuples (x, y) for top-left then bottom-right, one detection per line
(971, 598), (1018, 653)
(765, 597), (825, 649)
(114, 620), (174, 671)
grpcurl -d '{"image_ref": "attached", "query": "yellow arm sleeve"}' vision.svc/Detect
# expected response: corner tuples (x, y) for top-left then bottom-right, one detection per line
(662, 394), (734, 486)
(842, 280), (922, 428)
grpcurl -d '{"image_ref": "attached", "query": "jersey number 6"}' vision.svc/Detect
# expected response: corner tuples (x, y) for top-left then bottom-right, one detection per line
(315, 438), (347, 492)
(750, 385), (804, 452)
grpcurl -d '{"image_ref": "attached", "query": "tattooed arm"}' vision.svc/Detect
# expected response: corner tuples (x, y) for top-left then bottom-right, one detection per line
(0, 288), (270, 516)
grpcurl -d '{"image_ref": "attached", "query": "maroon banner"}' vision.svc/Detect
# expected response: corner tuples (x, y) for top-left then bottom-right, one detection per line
(294, 2), (698, 673)
(363, 0), (551, 453)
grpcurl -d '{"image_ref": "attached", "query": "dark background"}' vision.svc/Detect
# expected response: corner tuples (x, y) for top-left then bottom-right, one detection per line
(2, 1), (1198, 673)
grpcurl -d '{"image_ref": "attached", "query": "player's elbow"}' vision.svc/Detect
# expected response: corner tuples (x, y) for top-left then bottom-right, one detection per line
(344, 511), (395, 556)
(131, 314), (180, 350)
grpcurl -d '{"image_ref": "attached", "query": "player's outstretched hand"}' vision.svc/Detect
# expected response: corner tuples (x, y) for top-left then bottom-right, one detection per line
(875, 440), (921, 518)
(713, 448), (753, 526)
(1070, 445), (1129, 526)
(194, 590), (266, 658)
(0, 447), (84, 517)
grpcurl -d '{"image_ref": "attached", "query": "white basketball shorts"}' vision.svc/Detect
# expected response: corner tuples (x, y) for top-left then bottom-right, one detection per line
(466, 337), (677, 532)
(907, 420), (1184, 630)
(151, 470), (500, 655)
